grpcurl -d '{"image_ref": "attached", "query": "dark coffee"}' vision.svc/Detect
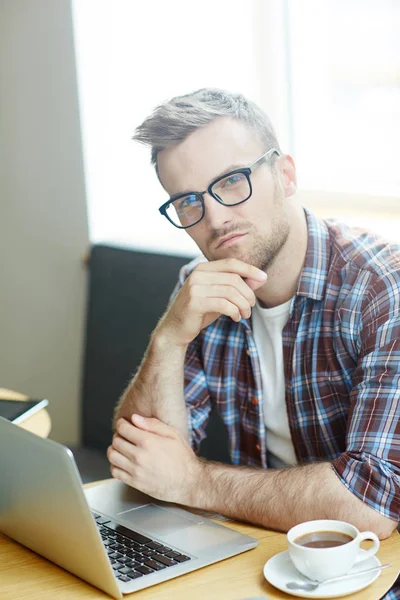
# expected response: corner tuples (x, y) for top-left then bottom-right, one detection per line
(294, 530), (354, 548)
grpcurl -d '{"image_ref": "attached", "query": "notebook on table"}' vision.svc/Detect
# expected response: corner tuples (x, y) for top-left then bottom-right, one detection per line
(0, 398), (48, 423)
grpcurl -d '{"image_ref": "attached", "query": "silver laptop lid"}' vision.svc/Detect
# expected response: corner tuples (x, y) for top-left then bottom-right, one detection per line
(0, 417), (122, 599)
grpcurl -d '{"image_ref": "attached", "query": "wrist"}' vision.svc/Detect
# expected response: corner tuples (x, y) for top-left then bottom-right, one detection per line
(186, 457), (213, 509)
(152, 324), (190, 353)
(186, 456), (204, 507)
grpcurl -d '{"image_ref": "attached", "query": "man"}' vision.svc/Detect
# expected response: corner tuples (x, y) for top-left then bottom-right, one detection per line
(108, 88), (399, 595)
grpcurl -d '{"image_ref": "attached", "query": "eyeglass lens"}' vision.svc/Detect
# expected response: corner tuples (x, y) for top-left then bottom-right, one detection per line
(166, 172), (251, 228)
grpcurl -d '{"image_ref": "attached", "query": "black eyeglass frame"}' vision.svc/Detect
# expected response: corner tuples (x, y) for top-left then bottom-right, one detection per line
(158, 147), (281, 229)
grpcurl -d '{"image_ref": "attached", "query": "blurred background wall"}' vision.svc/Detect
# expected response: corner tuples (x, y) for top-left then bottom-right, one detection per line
(0, 0), (88, 443)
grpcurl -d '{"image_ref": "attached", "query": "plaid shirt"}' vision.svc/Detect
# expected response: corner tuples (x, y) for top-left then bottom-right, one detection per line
(173, 209), (400, 599)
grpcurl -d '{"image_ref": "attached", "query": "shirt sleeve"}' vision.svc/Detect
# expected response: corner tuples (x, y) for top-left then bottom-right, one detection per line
(332, 276), (400, 522)
(184, 337), (212, 453)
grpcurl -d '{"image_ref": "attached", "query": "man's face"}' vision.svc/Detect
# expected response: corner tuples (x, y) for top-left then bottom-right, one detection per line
(157, 117), (295, 271)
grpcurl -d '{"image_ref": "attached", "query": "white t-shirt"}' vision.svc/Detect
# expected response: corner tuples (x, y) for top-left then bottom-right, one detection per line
(252, 298), (297, 468)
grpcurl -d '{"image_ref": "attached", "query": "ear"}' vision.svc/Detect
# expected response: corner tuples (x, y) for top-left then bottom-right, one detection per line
(278, 154), (297, 198)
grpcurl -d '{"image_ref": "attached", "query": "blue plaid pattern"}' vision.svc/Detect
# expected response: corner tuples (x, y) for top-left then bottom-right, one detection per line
(173, 209), (400, 599)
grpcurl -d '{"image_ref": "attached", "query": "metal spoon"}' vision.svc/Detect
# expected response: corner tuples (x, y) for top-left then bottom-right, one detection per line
(286, 563), (392, 592)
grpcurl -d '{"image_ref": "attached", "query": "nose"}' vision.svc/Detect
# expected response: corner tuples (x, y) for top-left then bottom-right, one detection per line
(202, 192), (233, 230)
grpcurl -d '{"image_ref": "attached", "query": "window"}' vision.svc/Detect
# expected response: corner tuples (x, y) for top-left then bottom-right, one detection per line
(72, 0), (400, 251)
(72, 0), (262, 254)
(287, 0), (400, 198)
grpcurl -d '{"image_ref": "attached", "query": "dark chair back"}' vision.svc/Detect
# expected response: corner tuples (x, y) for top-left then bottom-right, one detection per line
(81, 244), (230, 463)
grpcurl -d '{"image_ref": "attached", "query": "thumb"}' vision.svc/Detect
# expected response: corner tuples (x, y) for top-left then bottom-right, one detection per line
(244, 274), (268, 291)
(131, 414), (175, 438)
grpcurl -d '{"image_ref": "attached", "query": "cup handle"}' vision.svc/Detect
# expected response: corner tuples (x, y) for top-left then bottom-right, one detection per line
(354, 531), (380, 563)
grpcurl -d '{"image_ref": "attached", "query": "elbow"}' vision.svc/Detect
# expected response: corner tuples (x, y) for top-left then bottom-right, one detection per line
(330, 460), (398, 539)
(360, 511), (398, 540)
(372, 516), (398, 540)
(112, 395), (131, 431)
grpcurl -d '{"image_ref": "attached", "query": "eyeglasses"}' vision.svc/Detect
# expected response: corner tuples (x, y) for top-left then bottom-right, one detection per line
(158, 147), (280, 229)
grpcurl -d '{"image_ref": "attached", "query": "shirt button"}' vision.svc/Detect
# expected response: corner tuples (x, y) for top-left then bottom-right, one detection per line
(256, 444), (261, 452)
(252, 397), (258, 406)
(246, 348), (251, 356)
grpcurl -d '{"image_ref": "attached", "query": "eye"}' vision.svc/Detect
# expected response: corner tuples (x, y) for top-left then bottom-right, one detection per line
(180, 196), (194, 208)
(220, 173), (246, 188)
(177, 194), (200, 209)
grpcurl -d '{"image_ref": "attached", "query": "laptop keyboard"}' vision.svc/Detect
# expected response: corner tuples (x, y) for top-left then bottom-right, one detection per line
(92, 512), (191, 583)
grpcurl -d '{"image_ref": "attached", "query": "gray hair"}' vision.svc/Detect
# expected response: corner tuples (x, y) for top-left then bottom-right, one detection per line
(133, 88), (281, 170)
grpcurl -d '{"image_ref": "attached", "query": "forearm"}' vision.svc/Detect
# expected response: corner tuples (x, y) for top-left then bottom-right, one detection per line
(114, 331), (188, 438)
(192, 461), (397, 538)
(113, 259), (268, 437)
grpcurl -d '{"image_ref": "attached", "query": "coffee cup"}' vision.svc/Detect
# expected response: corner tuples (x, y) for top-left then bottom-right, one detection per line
(287, 519), (380, 582)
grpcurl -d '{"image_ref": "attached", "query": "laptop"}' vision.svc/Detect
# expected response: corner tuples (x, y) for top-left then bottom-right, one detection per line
(0, 417), (258, 598)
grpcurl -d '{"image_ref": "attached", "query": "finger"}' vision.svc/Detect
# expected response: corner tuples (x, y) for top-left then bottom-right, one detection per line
(107, 446), (135, 473)
(115, 418), (148, 445)
(196, 297), (243, 322)
(110, 466), (131, 484)
(200, 285), (253, 319)
(195, 258), (267, 283)
(243, 276), (268, 291)
(111, 434), (137, 459)
(131, 414), (177, 438)
(190, 272), (257, 306)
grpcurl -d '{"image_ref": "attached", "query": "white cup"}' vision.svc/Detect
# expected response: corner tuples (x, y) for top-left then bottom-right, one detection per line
(287, 519), (380, 582)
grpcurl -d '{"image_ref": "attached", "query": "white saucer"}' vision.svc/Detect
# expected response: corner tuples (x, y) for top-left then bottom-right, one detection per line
(263, 549), (381, 598)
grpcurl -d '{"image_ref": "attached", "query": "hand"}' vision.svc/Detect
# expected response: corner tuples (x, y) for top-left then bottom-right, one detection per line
(107, 415), (202, 504)
(157, 258), (268, 347)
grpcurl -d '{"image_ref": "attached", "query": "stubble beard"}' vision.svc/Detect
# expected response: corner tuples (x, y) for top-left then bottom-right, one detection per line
(224, 214), (290, 271)
(246, 213), (290, 271)
(206, 186), (290, 272)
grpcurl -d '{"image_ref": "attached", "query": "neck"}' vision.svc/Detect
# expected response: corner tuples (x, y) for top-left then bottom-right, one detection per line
(256, 205), (308, 309)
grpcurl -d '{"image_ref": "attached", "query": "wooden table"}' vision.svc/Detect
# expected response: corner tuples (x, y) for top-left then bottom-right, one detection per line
(1, 489), (399, 600)
(0, 392), (399, 599)
(0, 387), (51, 438)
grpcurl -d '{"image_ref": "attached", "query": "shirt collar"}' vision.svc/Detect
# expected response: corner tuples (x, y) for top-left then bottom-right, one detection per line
(296, 208), (331, 301)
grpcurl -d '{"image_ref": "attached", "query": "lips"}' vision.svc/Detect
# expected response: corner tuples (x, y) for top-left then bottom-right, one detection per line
(216, 233), (247, 249)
